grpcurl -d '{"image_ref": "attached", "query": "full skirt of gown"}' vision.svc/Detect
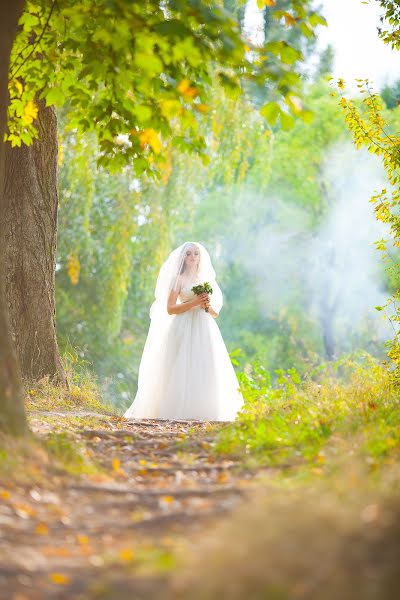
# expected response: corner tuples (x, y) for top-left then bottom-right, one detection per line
(123, 303), (244, 421)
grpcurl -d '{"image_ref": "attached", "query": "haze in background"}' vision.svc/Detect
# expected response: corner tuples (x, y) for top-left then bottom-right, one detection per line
(220, 142), (392, 359)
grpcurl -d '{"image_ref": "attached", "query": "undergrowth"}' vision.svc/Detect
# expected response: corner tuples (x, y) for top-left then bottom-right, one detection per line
(25, 349), (117, 414)
(215, 352), (400, 471)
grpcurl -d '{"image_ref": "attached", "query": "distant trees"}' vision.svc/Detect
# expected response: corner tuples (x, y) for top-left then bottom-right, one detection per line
(0, 0), (325, 433)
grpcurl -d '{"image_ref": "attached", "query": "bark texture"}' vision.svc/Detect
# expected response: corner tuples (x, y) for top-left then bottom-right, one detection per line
(0, 0), (28, 435)
(2, 100), (67, 384)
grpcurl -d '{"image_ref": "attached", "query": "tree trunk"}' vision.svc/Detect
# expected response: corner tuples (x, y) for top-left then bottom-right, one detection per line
(2, 100), (67, 385)
(0, 0), (27, 435)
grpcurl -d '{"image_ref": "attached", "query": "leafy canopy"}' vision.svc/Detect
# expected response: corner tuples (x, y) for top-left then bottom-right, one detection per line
(8, 0), (325, 174)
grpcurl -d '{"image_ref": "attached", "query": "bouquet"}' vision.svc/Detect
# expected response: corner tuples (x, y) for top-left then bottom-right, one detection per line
(191, 282), (213, 312)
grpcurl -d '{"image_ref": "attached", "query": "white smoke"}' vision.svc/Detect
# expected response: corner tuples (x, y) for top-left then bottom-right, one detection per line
(221, 141), (392, 359)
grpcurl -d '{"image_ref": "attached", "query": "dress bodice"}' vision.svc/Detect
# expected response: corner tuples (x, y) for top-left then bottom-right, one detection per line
(178, 285), (196, 304)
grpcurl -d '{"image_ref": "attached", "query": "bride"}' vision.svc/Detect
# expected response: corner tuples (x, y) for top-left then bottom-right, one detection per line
(123, 241), (244, 421)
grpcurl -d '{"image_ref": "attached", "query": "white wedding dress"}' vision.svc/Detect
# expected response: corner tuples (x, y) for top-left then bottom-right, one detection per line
(124, 281), (244, 422)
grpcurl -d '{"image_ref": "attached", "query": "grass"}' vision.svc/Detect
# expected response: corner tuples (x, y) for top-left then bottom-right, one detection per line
(0, 427), (104, 483)
(1, 364), (119, 483)
(25, 373), (118, 415)
(213, 352), (400, 471)
(164, 353), (400, 600)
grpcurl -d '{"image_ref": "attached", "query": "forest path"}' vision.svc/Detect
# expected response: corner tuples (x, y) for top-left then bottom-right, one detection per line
(0, 410), (287, 599)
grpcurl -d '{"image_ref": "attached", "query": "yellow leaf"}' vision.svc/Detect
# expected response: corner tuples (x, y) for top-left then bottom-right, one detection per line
(14, 79), (23, 95)
(217, 471), (230, 483)
(177, 79), (190, 94)
(0, 490), (10, 500)
(76, 534), (89, 545)
(176, 79), (198, 99)
(160, 495), (175, 504)
(49, 573), (70, 585)
(119, 548), (135, 562)
(337, 78), (345, 89)
(160, 99), (181, 119)
(35, 522), (49, 535)
(139, 128), (162, 154)
(112, 458), (121, 472)
(283, 12), (296, 27)
(22, 100), (38, 125)
(194, 103), (210, 114)
(58, 142), (64, 167)
(15, 503), (36, 518)
(67, 253), (80, 286)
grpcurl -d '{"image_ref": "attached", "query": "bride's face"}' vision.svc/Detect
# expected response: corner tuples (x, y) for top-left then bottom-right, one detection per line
(184, 246), (200, 269)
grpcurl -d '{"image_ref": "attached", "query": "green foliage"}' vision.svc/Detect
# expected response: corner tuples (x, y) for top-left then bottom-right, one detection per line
(336, 76), (400, 382)
(56, 76), (391, 403)
(55, 84), (277, 403)
(377, 1), (400, 50)
(43, 432), (100, 475)
(268, 80), (351, 219)
(8, 0), (325, 174)
(215, 352), (400, 466)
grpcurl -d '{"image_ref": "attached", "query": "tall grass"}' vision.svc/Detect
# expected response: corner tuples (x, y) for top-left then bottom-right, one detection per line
(216, 352), (400, 468)
(25, 345), (118, 414)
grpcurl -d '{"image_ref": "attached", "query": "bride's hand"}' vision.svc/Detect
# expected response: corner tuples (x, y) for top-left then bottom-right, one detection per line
(193, 292), (209, 307)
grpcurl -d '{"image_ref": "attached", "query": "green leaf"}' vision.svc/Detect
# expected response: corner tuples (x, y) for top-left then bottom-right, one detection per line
(134, 105), (153, 123)
(8, 134), (22, 147)
(299, 22), (314, 39)
(280, 44), (302, 65)
(280, 111), (295, 130)
(260, 102), (280, 126)
(299, 109), (314, 123)
(134, 52), (163, 75)
(309, 13), (327, 27)
(20, 131), (32, 145)
(45, 87), (66, 107)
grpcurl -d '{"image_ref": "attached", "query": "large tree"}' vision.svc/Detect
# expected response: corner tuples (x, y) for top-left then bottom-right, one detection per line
(0, 1), (27, 434)
(3, 100), (67, 384)
(0, 0), (325, 433)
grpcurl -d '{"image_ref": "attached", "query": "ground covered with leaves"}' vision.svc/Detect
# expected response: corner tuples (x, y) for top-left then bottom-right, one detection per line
(1, 354), (400, 600)
(0, 408), (276, 600)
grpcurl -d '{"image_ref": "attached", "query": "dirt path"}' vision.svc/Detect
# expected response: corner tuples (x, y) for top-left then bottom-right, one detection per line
(0, 412), (278, 599)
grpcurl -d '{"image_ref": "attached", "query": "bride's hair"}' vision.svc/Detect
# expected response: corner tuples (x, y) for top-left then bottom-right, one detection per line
(179, 242), (200, 275)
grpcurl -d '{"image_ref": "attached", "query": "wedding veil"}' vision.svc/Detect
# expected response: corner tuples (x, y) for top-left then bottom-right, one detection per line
(150, 241), (223, 319)
(136, 242), (223, 389)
